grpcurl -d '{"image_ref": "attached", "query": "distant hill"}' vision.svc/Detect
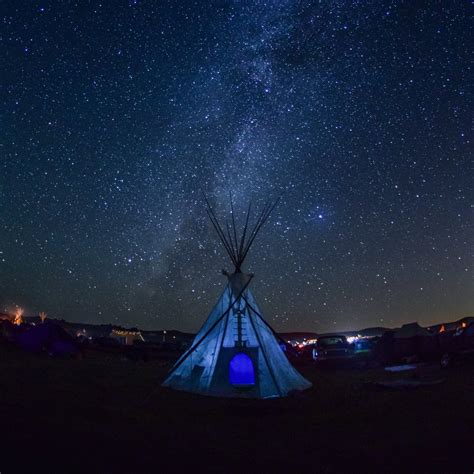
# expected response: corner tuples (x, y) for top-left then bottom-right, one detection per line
(315, 327), (391, 338)
(140, 329), (194, 344)
(21, 316), (195, 343)
(278, 332), (318, 341)
(7, 314), (473, 343)
(358, 327), (392, 337)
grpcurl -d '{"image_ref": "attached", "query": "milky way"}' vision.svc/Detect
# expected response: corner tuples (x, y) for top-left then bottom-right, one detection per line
(1, 1), (472, 332)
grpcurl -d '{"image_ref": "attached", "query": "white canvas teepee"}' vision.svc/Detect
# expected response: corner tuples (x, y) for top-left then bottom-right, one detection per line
(162, 197), (312, 399)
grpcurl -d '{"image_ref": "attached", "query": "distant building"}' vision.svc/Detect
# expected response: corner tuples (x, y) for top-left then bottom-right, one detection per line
(110, 328), (145, 346)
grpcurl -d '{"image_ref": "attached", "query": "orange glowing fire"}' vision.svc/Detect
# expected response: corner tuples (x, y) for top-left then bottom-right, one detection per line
(439, 324), (445, 333)
(14, 308), (23, 326)
(39, 311), (47, 323)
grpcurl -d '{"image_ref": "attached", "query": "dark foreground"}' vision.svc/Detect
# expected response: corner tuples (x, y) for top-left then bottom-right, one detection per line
(1, 343), (473, 474)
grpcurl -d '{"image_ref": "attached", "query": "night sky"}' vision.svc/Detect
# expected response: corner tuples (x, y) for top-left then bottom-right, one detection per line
(1, 1), (472, 333)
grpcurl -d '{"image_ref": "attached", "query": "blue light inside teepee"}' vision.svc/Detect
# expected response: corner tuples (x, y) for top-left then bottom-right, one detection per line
(229, 353), (255, 385)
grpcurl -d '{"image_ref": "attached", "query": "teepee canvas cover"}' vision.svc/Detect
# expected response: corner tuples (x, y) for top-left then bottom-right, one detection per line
(162, 197), (312, 398)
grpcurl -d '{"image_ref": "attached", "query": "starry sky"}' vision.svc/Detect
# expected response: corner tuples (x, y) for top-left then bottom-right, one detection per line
(1, 1), (472, 333)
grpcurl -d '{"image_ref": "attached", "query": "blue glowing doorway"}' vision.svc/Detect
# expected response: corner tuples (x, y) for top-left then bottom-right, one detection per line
(229, 352), (255, 386)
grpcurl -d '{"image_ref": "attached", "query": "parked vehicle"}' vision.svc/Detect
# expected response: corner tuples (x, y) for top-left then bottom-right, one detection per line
(313, 335), (354, 366)
(294, 343), (316, 365)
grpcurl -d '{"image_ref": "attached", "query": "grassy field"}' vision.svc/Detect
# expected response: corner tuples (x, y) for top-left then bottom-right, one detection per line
(0, 342), (473, 474)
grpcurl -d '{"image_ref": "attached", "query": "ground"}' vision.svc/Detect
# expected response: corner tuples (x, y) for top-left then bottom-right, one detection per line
(0, 343), (473, 474)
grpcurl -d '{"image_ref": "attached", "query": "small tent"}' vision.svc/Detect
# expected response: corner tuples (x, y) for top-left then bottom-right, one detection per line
(393, 322), (437, 360)
(163, 197), (312, 398)
(16, 321), (79, 357)
(394, 323), (433, 339)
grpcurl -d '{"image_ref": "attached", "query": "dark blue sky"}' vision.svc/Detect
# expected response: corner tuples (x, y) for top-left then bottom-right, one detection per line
(1, 1), (472, 332)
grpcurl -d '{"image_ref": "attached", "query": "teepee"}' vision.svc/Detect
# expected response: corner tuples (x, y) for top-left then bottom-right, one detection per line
(162, 196), (312, 398)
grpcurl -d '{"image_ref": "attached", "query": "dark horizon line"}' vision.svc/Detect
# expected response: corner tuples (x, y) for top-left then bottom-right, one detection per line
(5, 312), (473, 336)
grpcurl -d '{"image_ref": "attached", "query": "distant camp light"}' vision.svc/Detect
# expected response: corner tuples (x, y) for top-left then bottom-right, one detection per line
(14, 308), (23, 326)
